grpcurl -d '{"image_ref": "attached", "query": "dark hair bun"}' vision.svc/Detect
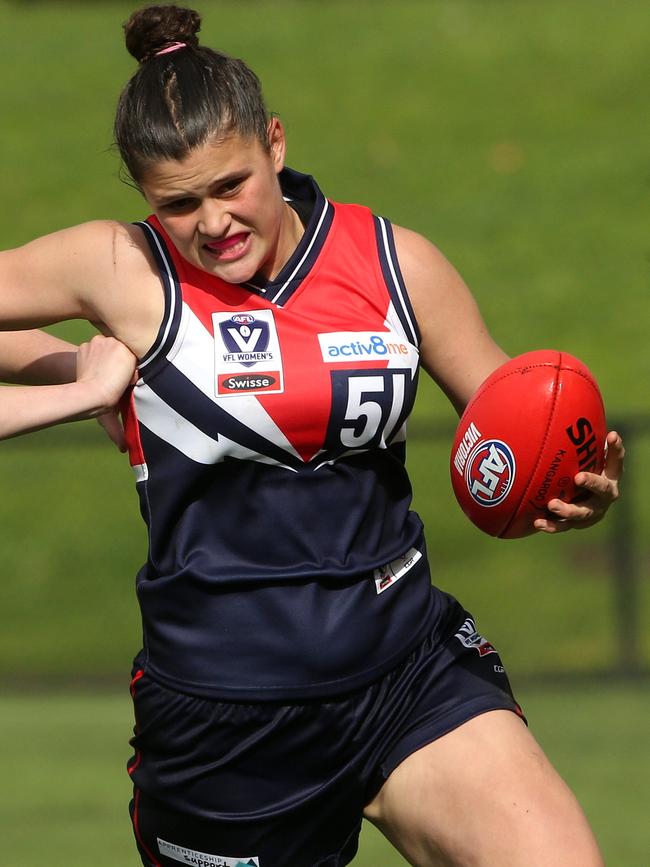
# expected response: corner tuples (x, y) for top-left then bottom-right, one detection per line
(124, 4), (201, 63)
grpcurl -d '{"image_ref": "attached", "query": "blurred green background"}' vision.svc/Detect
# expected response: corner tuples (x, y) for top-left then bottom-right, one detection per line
(0, 0), (648, 864)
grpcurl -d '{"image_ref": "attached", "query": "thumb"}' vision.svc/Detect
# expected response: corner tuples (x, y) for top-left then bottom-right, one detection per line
(96, 409), (127, 453)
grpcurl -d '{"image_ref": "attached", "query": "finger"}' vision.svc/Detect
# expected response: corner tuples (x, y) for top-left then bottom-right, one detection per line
(603, 430), (625, 480)
(97, 411), (126, 452)
(571, 471), (617, 500)
(545, 491), (612, 532)
(535, 509), (600, 533)
(534, 516), (572, 535)
(546, 498), (598, 524)
(572, 432), (624, 492)
(75, 341), (89, 376)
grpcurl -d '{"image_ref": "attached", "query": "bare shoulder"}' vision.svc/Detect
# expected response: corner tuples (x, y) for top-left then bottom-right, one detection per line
(18, 218), (142, 249)
(391, 223), (448, 269)
(391, 223), (508, 413)
(6, 219), (154, 284)
(0, 219), (163, 356)
(61, 219), (155, 272)
(57, 218), (161, 315)
(79, 221), (164, 356)
(391, 224), (469, 307)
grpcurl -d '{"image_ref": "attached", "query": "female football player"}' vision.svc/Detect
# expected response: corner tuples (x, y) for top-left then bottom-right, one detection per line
(0, 5), (623, 866)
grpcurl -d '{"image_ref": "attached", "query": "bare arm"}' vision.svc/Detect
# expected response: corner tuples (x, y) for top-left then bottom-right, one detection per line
(0, 221), (159, 449)
(393, 224), (623, 534)
(0, 220), (163, 359)
(393, 225), (508, 414)
(0, 223), (108, 329)
(0, 330), (78, 384)
(0, 335), (136, 440)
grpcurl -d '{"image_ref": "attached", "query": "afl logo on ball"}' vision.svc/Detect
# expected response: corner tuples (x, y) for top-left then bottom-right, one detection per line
(465, 439), (516, 507)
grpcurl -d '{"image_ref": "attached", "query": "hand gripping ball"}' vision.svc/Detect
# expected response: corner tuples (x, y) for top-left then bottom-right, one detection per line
(450, 350), (607, 538)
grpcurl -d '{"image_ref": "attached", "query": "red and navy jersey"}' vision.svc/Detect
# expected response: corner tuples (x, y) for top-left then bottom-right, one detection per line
(123, 168), (442, 699)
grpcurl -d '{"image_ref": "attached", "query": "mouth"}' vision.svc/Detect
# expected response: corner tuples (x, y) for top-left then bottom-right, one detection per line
(203, 232), (251, 262)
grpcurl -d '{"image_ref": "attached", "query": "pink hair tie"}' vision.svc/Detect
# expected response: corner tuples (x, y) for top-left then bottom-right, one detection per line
(155, 41), (187, 57)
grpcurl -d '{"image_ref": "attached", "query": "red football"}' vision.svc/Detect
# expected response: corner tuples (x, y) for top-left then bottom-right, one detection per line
(450, 350), (607, 538)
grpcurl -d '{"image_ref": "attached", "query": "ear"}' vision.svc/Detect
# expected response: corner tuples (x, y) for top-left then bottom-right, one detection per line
(267, 116), (286, 173)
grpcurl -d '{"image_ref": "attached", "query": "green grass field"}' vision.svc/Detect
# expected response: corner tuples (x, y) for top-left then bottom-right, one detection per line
(1, 684), (648, 866)
(0, 0), (648, 864)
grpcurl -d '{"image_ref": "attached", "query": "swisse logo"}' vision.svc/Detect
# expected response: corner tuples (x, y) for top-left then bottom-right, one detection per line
(465, 439), (516, 507)
(218, 372), (279, 393)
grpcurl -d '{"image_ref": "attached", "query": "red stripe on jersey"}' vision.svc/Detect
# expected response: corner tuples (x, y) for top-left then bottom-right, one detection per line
(121, 389), (147, 471)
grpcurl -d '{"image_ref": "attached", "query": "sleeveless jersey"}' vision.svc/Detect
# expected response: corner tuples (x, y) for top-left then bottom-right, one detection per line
(122, 168), (441, 700)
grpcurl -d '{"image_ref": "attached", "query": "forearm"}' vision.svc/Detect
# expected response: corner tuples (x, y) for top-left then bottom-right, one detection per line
(0, 330), (77, 384)
(0, 379), (110, 440)
(0, 334), (137, 444)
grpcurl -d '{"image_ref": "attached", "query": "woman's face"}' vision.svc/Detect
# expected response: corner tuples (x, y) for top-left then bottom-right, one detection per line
(139, 119), (300, 284)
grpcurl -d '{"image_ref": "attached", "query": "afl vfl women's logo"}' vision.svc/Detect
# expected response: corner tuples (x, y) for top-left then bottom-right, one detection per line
(465, 439), (516, 507)
(213, 309), (285, 397)
(219, 314), (270, 368)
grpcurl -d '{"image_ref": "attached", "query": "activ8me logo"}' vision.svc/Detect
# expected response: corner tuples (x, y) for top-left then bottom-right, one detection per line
(464, 439), (516, 507)
(318, 331), (410, 362)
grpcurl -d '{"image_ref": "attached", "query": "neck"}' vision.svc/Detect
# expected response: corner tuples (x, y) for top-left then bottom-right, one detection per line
(261, 199), (305, 282)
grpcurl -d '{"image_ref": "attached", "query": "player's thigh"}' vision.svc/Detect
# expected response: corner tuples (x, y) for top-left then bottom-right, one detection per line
(364, 709), (604, 867)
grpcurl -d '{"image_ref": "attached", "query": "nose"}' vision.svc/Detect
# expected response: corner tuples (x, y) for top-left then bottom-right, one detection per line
(197, 199), (231, 238)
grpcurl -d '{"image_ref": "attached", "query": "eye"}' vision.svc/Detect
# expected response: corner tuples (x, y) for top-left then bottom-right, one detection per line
(161, 197), (198, 214)
(217, 176), (245, 197)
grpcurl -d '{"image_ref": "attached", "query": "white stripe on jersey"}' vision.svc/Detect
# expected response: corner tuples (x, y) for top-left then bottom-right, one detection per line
(132, 462), (149, 482)
(383, 301), (419, 378)
(137, 222), (178, 371)
(135, 383), (297, 470)
(168, 305), (303, 460)
(384, 369), (406, 440)
(269, 198), (331, 305)
(382, 302), (414, 447)
(376, 217), (419, 347)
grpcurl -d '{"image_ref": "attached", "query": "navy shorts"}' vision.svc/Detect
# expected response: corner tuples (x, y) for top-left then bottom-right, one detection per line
(128, 595), (523, 867)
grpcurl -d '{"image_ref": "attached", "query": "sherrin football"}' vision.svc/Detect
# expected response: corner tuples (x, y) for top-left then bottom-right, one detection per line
(450, 350), (607, 538)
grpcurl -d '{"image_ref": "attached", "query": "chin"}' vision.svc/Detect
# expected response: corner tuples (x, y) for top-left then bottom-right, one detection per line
(208, 261), (259, 285)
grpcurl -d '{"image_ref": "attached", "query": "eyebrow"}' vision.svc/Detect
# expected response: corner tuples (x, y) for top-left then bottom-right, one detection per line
(153, 170), (249, 206)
